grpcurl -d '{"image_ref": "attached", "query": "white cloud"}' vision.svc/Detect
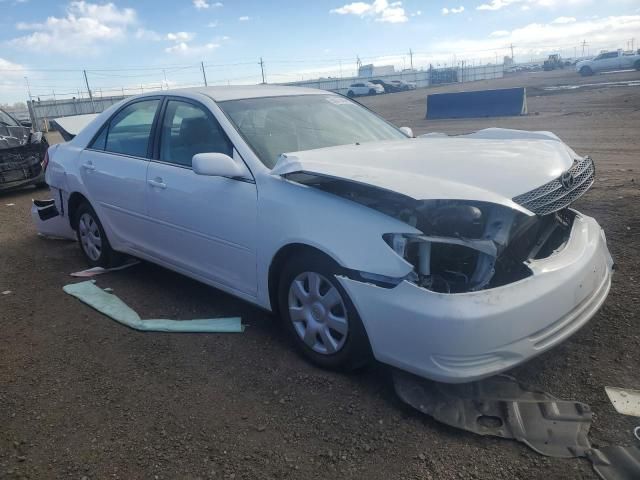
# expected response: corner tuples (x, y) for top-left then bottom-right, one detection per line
(8, 1), (136, 54)
(193, 0), (222, 9)
(411, 10), (422, 16)
(238, 15), (250, 21)
(489, 29), (510, 37)
(330, 0), (408, 23)
(207, 20), (219, 27)
(477, 0), (589, 11)
(552, 16), (576, 24)
(442, 5), (465, 14)
(165, 42), (219, 55)
(167, 31), (194, 41)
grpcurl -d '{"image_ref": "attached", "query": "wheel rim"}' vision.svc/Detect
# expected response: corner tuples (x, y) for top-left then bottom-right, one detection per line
(78, 212), (102, 261)
(287, 272), (349, 355)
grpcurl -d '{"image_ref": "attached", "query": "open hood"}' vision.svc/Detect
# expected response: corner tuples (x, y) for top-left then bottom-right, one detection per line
(271, 129), (579, 215)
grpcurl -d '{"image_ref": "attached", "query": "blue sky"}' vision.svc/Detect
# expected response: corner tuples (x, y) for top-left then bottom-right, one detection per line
(1, 0), (639, 102)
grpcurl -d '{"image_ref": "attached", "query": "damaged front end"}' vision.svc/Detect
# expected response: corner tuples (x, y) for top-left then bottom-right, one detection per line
(284, 162), (590, 294)
(0, 121), (48, 190)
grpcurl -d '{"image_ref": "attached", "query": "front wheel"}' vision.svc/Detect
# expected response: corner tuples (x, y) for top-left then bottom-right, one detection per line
(634, 60), (640, 71)
(369, 89), (376, 95)
(278, 252), (372, 371)
(347, 90), (355, 98)
(74, 202), (121, 268)
(579, 66), (593, 76)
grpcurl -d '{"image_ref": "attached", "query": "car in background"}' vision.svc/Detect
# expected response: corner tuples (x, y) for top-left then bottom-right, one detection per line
(390, 80), (416, 91)
(0, 108), (48, 191)
(346, 82), (384, 97)
(576, 50), (640, 76)
(369, 79), (401, 93)
(42, 85), (613, 383)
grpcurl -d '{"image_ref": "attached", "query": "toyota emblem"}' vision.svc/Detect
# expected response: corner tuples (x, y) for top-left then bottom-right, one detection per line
(561, 171), (575, 189)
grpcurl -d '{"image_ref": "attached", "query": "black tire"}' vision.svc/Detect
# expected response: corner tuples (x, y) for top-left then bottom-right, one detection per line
(347, 90), (355, 98)
(368, 89), (376, 95)
(579, 66), (593, 77)
(635, 60), (640, 71)
(74, 201), (121, 268)
(278, 251), (372, 371)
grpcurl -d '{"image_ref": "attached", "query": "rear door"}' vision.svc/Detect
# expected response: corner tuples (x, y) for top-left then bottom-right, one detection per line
(80, 98), (160, 250)
(145, 98), (258, 297)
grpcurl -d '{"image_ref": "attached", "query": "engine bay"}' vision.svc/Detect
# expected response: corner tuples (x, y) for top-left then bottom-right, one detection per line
(286, 172), (576, 294)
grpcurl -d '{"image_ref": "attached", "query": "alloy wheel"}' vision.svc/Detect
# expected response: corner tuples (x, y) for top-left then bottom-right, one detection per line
(287, 271), (349, 355)
(78, 212), (102, 261)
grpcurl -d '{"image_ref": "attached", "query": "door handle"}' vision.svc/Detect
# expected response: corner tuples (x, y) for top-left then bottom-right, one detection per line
(148, 178), (167, 189)
(81, 162), (95, 171)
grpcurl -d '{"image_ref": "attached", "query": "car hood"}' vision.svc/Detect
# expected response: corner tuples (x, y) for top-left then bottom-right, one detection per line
(0, 124), (30, 150)
(270, 129), (579, 215)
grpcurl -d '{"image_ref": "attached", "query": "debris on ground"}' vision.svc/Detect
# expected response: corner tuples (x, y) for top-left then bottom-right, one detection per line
(605, 387), (640, 417)
(63, 280), (244, 333)
(392, 370), (640, 480)
(70, 260), (140, 278)
(2, 290), (12, 295)
(392, 370), (591, 457)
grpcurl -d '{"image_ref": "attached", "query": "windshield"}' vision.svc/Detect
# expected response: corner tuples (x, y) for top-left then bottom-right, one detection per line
(219, 94), (406, 168)
(0, 110), (19, 127)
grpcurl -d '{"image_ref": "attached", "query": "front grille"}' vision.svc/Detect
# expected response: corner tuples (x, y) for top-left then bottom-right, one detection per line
(513, 156), (595, 216)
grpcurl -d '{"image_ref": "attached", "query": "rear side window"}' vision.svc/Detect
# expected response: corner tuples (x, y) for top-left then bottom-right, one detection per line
(90, 99), (160, 157)
(159, 100), (232, 168)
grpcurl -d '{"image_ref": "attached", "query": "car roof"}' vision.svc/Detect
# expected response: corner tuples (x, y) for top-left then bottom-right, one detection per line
(158, 84), (332, 102)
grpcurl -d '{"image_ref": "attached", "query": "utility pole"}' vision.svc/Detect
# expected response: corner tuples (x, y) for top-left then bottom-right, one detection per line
(83, 69), (96, 113)
(510, 43), (515, 63)
(631, 38), (635, 51)
(24, 76), (33, 102)
(163, 69), (168, 89)
(409, 48), (414, 70)
(201, 61), (208, 86)
(339, 60), (343, 78)
(581, 40), (588, 57)
(259, 57), (266, 84)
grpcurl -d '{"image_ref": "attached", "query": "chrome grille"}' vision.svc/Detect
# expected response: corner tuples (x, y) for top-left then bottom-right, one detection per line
(513, 156), (595, 216)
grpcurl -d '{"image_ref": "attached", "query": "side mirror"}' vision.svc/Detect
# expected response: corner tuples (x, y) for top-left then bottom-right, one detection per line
(20, 120), (32, 128)
(400, 126), (414, 138)
(192, 152), (245, 178)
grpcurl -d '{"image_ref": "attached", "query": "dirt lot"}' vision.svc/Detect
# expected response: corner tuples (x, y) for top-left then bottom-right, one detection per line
(2, 68), (639, 479)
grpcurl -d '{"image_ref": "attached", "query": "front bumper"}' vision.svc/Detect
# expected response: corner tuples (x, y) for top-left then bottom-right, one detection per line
(338, 211), (614, 383)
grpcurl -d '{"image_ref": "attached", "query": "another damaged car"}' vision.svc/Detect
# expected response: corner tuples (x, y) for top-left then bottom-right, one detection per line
(0, 108), (48, 191)
(41, 86), (614, 382)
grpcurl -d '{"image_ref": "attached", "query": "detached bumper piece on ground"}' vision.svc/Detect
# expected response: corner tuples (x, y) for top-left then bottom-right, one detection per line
(63, 280), (244, 333)
(393, 371), (640, 480)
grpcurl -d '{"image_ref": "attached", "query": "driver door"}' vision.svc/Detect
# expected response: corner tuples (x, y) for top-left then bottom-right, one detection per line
(145, 98), (258, 297)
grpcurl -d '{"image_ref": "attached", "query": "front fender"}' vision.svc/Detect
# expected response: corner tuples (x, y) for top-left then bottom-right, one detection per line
(255, 175), (419, 308)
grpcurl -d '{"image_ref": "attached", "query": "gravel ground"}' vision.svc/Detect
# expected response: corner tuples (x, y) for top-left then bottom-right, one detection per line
(1, 68), (639, 480)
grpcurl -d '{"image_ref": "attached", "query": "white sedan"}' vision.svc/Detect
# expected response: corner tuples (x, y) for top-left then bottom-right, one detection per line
(44, 85), (613, 382)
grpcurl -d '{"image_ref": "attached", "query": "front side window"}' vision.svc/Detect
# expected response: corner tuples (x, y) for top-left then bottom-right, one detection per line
(219, 94), (406, 168)
(159, 100), (232, 168)
(0, 110), (19, 127)
(97, 99), (160, 157)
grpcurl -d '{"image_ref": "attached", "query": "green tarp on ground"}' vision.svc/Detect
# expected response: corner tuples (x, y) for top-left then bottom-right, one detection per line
(63, 280), (244, 333)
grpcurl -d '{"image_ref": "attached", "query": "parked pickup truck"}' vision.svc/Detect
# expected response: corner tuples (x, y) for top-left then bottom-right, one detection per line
(576, 50), (640, 76)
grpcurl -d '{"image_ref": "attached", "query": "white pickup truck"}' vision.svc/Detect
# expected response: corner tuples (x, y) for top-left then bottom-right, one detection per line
(576, 50), (640, 76)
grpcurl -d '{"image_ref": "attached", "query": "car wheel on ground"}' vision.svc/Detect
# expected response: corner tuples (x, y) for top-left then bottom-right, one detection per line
(579, 66), (593, 76)
(346, 90), (355, 98)
(278, 251), (372, 371)
(635, 60), (640, 71)
(74, 201), (121, 268)
(369, 89), (376, 95)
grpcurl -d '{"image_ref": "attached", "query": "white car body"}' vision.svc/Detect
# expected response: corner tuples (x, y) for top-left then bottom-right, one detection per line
(347, 82), (384, 96)
(43, 85), (613, 383)
(576, 50), (640, 75)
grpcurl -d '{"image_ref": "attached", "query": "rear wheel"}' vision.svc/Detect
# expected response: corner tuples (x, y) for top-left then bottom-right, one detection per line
(579, 66), (593, 76)
(278, 251), (372, 371)
(347, 90), (355, 98)
(369, 88), (376, 95)
(634, 60), (640, 71)
(74, 202), (121, 268)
